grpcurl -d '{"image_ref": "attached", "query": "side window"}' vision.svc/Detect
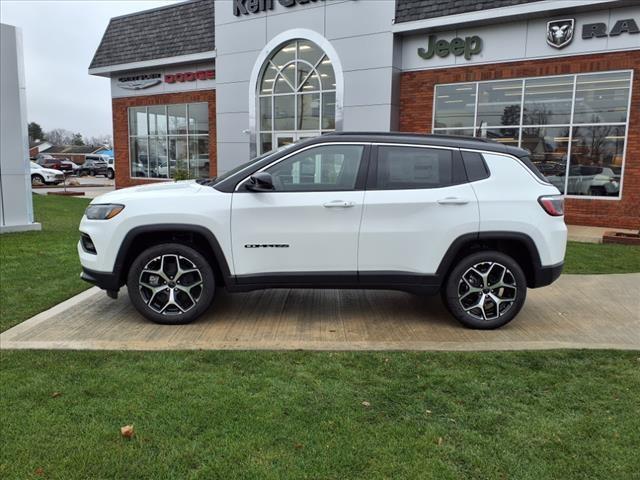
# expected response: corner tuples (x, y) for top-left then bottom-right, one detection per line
(265, 144), (365, 192)
(461, 151), (490, 182)
(375, 146), (453, 190)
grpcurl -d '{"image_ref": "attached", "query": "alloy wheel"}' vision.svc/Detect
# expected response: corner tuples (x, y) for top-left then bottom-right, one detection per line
(138, 254), (204, 315)
(457, 261), (517, 321)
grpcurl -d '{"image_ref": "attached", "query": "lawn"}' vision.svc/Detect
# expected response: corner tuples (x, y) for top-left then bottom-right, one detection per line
(0, 195), (90, 332)
(1, 196), (639, 478)
(1, 195), (639, 333)
(1, 350), (639, 479)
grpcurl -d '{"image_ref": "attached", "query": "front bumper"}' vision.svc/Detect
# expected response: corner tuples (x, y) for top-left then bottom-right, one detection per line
(81, 267), (122, 292)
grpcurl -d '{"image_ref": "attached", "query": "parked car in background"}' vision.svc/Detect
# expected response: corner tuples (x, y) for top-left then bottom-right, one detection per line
(30, 161), (64, 185)
(60, 159), (80, 175)
(80, 155), (109, 177)
(35, 154), (74, 174)
(548, 165), (621, 196)
(106, 157), (115, 180)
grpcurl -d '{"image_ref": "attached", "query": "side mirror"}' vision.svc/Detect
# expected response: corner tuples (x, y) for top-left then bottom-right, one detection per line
(246, 172), (274, 192)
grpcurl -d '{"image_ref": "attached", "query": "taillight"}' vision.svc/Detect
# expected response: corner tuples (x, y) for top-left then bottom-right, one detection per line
(538, 195), (564, 216)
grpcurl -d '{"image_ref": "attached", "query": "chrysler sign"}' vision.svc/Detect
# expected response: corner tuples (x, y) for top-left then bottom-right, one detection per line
(233, 0), (325, 16)
(117, 73), (162, 90)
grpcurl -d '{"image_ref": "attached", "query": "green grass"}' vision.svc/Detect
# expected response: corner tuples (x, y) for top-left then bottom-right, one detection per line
(0, 195), (90, 332)
(564, 241), (640, 274)
(1, 350), (639, 479)
(1, 197), (639, 478)
(1, 195), (639, 333)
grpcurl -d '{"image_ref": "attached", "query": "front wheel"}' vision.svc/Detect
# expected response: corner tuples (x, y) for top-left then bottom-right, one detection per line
(126, 243), (215, 324)
(31, 174), (44, 186)
(107, 169), (115, 180)
(444, 251), (527, 329)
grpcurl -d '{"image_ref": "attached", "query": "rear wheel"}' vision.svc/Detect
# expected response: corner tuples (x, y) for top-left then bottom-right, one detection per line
(127, 243), (215, 324)
(107, 168), (115, 180)
(444, 251), (526, 329)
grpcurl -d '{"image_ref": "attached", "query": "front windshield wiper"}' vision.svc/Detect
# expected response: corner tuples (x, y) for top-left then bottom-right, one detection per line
(196, 177), (217, 186)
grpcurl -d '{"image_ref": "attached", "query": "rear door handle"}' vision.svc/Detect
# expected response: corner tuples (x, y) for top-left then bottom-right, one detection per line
(437, 197), (469, 205)
(323, 200), (355, 208)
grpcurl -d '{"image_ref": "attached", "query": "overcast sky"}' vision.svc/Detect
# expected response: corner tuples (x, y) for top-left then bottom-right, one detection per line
(1, 0), (179, 139)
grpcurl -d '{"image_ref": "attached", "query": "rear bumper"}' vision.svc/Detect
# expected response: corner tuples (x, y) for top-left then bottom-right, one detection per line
(531, 261), (564, 288)
(80, 267), (121, 292)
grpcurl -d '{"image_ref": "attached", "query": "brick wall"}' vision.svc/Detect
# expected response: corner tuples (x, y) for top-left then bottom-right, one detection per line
(111, 90), (217, 189)
(399, 51), (640, 230)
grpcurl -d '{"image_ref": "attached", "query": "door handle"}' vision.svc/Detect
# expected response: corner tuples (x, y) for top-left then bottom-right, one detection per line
(323, 200), (355, 208)
(437, 197), (469, 205)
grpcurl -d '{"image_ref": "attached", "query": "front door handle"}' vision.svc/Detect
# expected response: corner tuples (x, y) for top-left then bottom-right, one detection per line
(323, 200), (355, 208)
(437, 197), (470, 205)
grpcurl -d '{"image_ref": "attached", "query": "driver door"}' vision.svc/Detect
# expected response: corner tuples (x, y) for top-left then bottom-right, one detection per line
(231, 143), (369, 280)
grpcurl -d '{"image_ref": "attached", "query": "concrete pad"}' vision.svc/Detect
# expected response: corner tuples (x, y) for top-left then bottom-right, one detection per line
(568, 225), (638, 244)
(1, 274), (639, 351)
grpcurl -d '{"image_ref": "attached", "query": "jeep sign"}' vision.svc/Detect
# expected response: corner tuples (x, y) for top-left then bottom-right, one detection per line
(418, 35), (483, 61)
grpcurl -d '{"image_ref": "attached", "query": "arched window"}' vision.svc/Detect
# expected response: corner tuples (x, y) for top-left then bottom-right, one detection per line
(257, 39), (336, 154)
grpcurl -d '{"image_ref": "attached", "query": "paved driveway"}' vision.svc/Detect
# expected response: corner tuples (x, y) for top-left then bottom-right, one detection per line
(1, 274), (638, 351)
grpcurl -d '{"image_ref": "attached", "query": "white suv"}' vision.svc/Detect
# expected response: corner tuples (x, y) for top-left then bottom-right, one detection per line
(78, 133), (567, 329)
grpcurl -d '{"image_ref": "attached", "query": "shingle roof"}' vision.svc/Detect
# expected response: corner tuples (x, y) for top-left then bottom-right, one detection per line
(395, 0), (543, 24)
(89, 0), (215, 70)
(44, 145), (102, 154)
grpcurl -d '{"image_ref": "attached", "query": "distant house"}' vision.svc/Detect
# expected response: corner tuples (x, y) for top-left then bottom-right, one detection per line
(28, 140), (52, 158)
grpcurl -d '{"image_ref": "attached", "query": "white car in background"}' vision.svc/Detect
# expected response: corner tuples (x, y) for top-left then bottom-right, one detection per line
(548, 165), (621, 196)
(106, 157), (115, 180)
(30, 161), (64, 185)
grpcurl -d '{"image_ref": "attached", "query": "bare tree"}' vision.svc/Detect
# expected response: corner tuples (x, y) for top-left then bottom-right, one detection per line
(45, 128), (75, 145)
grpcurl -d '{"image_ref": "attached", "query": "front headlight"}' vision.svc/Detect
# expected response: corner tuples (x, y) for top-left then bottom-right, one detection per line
(85, 204), (124, 220)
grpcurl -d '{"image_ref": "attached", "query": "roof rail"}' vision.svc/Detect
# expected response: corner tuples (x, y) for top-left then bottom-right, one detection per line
(322, 131), (497, 143)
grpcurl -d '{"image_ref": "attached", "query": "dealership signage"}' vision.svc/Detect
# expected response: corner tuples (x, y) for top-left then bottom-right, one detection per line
(117, 73), (162, 90)
(582, 18), (639, 39)
(233, 0), (325, 16)
(418, 35), (482, 61)
(546, 19), (574, 49)
(165, 69), (215, 83)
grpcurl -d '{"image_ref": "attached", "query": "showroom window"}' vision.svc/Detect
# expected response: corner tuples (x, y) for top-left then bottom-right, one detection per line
(433, 71), (632, 198)
(258, 39), (337, 154)
(129, 103), (209, 179)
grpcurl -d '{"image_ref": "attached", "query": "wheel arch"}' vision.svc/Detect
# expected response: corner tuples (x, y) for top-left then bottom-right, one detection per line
(113, 224), (231, 288)
(436, 232), (543, 288)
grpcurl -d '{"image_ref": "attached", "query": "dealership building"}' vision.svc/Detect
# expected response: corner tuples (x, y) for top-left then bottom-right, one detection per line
(89, 0), (639, 228)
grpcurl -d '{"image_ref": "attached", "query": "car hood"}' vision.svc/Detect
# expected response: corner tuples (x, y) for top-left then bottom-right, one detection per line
(90, 180), (204, 204)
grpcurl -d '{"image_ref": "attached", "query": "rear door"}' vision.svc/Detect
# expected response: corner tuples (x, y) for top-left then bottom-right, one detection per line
(358, 144), (479, 277)
(231, 143), (369, 278)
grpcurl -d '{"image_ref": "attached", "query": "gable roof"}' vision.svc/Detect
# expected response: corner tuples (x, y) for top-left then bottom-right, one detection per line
(395, 0), (543, 24)
(89, 0), (214, 71)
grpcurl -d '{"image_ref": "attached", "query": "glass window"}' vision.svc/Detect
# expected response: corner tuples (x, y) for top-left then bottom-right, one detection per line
(434, 83), (476, 129)
(433, 71), (631, 198)
(523, 76), (573, 125)
(266, 145), (364, 192)
(188, 103), (208, 135)
(148, 106), (166, 136)
(376, 146), (453, 190)
(573, 72), (631, 124)
(478, 127), (520, 147)
(129, 102), (209, 179)
(476, 80), (522, 127)
(168, 105), (187, 135)
(521, 127), (570, 192)
(257, 39), (337, 154)
(129, 107), (147, 136)
(566, 125), (625, 197)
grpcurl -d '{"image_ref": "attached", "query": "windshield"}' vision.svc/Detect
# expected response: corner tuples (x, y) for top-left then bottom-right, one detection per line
(210, 143), (298, 185)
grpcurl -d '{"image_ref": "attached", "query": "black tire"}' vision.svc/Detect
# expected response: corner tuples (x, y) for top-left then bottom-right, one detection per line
(126, 243), (215, 325)
(107, 169), (115, 180)
(31, 174), (44, 186)
(90, 169), (95, 176)
(444, 250), (527, 329)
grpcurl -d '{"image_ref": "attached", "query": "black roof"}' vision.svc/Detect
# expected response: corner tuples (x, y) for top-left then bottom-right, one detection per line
(322, 132), (528, 156)
(89, 0), (214, 70)
(395, 0), (543, 24)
